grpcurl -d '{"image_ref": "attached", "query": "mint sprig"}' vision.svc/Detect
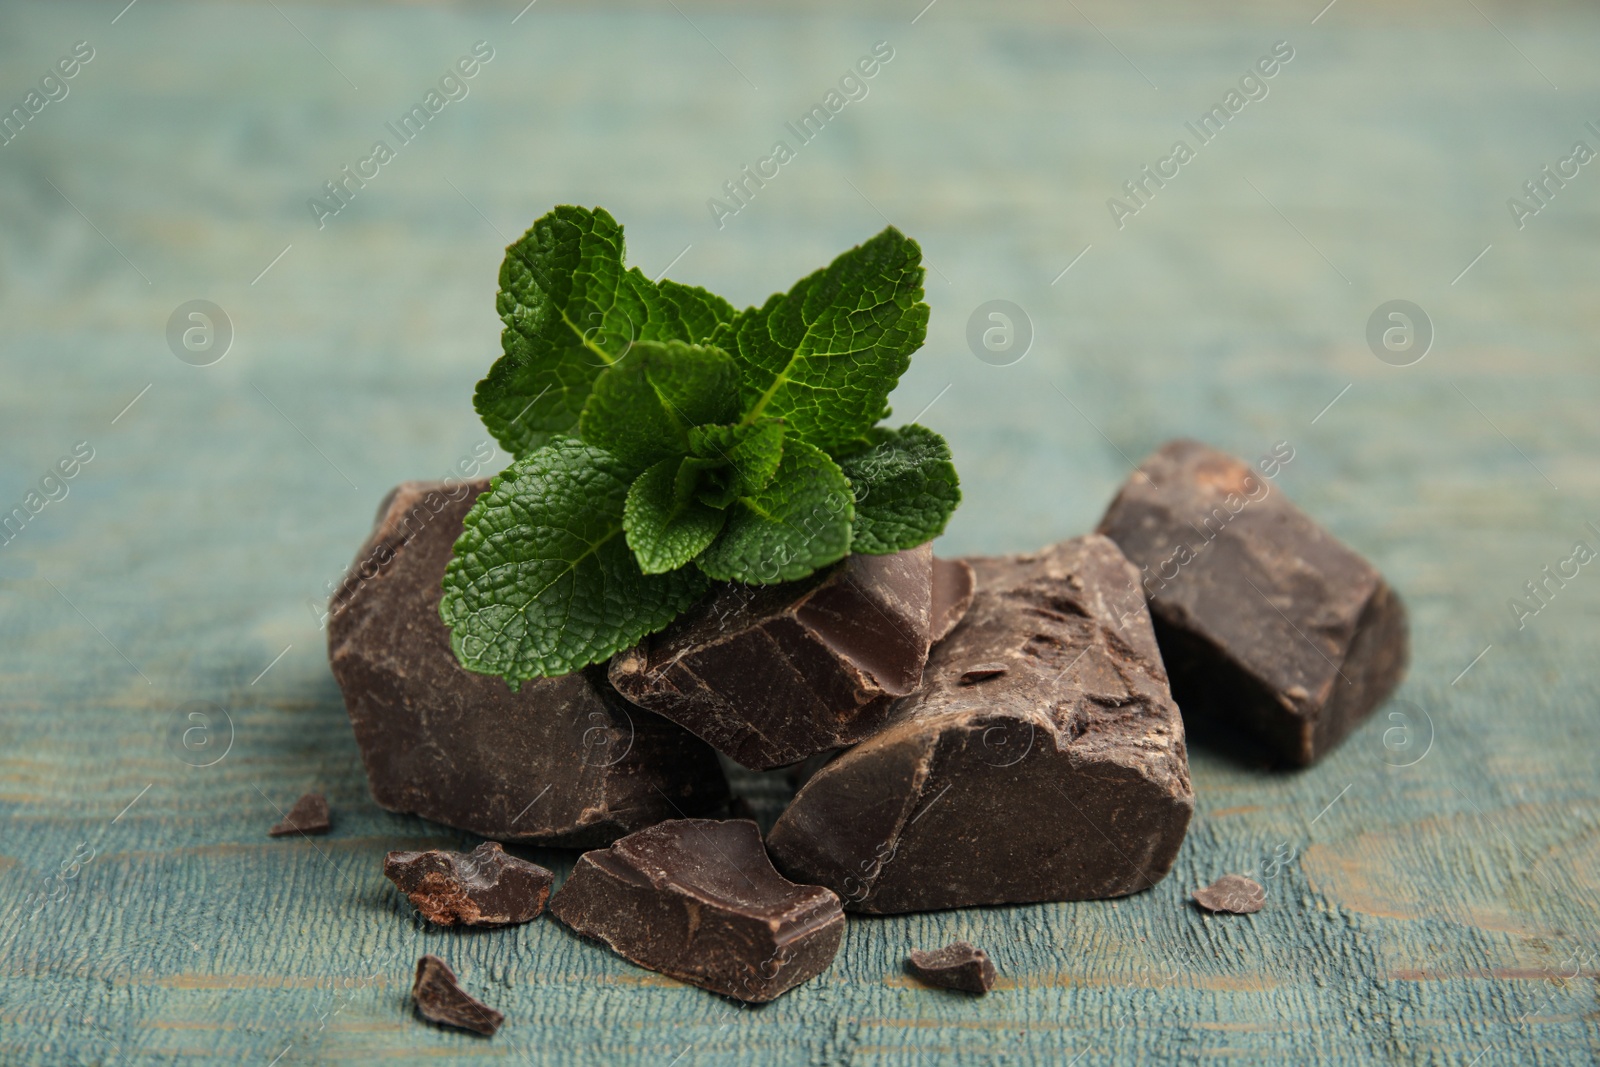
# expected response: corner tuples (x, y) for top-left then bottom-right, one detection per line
(445, 206), (963, 684)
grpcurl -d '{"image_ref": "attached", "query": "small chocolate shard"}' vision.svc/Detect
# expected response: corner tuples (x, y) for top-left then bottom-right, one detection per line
(384, 842), (553, 926)
(959, 663), (1008, 684)
(1097, 440), (1410, 767)
(906, 941), (998, 993)
(548, 819), (845, 1002)
(411, 955), (503, 1036)
(767, 537), (1194, 914)
(328, 481), (728, 846)
(610, 545), (939, 770)
(931, 556), (977, 643)
(1192, 874), (1266, 914)
(268, 793), (330, 837)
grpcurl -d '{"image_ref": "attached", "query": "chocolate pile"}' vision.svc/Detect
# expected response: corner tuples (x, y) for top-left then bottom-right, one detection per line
(327, 439), (1408, 1009)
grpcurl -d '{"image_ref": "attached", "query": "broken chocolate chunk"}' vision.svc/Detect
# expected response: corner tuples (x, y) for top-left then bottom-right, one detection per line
(327, 481), (728, 847)
(384, 842), (552, 927)
(906, 941), (997, 993)
(1097, 440), (1409, 767)
(1192, 874), (1266, 914)
(548, 819), (844, 1002)
(268, 793), (330, 837)
(959, 663), (1008, 684)
(412, 955), (503, 1036)
(609, 544), (939, 770)
(931, 556), (977, 643)
(767, 536), (1194, 914)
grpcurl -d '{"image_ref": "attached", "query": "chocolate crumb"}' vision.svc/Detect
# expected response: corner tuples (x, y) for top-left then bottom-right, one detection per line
(412, 954), (503, 1036)
(268, 793), (330, 837)
(906, 941), (997, 993)
(1192, 874), (1266, 914)
(384, 842), (552, 926)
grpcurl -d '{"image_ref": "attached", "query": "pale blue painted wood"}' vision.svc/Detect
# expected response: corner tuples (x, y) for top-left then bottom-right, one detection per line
(2, 1), (1599, 1063)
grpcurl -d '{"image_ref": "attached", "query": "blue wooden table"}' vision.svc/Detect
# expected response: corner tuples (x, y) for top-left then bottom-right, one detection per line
(2, 1), (1598, 1063)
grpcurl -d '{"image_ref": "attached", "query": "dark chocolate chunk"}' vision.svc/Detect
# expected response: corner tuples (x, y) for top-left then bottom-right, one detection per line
(609, 545), (938, 770)
(1192, 874), (1266, 914)
(906, 941), (997, 993)
(548, 819), (845, 1002)
(1097, 439), (1410, 767)
(931, 556), (977, 643)
(767, 536), (1194, 914)
(411, 954), (503, 1036)
(384, 842), (552, 927)
(268, 793), (330, 837)
(959, 663), (1008, 684)
(327, 481), (728, 847)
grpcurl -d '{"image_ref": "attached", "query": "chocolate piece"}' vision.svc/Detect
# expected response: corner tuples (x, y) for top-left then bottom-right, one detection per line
(384, 842), (552, 926)
(931, 556), (977, 643)
(548, 819), (845, 1002)
(328, 481), (728, 847)
(959, 663), (1008, 684)
(767, 536), (1194, 913)
(1192, 874), (1266, 914)
(609, 545), (938, 770)
(268, 793), (330, 837)
(1097, 439), (1409, 767)
(411, 955), (503, 1036)
(906, 941), (997, 993)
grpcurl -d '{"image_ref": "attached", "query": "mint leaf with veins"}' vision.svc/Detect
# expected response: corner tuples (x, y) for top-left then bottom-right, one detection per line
(695, 440), (854, 584)
(624, 459), (727, 574)
(440, 437), (709, 684)
(578, 341), (740, 474)
(835, 423), (961, 554)
(474, 206), (735, 457)
(442, 208), (964, 678)
(712, 227), (928, 454)
(685, 420), (786, 506)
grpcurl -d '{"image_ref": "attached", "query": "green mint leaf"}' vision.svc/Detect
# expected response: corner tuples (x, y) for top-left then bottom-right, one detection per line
(624, 458), (728, 574)
(657, 278), (736, 341)
(578, 341), (740, 473)
(835, 423), (962, 554)
(695, 439), (854, 584)
(440, 438), (709, 682)
(474, 206), (735, 456)
(679, 455), (739, 510)
(714, 227), (928, 453)
(688, 419), (786, 494)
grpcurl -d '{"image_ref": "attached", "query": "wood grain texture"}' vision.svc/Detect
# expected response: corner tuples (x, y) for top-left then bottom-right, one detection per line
(1, 1), (1598, 1063)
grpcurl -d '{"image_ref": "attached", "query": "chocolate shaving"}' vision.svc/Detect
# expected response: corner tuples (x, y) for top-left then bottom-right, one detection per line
(1192, 874), (1266, 914)
(959, 663), (1009, 684)
(906, 941), (997, 993)
(411, 954), (503, 1036)
(268, 793), (330, 837)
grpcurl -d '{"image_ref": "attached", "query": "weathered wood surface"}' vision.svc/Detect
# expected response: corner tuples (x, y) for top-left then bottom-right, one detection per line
(2, 1), (1598, 1063)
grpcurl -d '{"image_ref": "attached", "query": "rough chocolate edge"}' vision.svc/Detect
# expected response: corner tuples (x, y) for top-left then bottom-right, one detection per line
(768, 537), (1194, 914)
(930, 556), (976, 644)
